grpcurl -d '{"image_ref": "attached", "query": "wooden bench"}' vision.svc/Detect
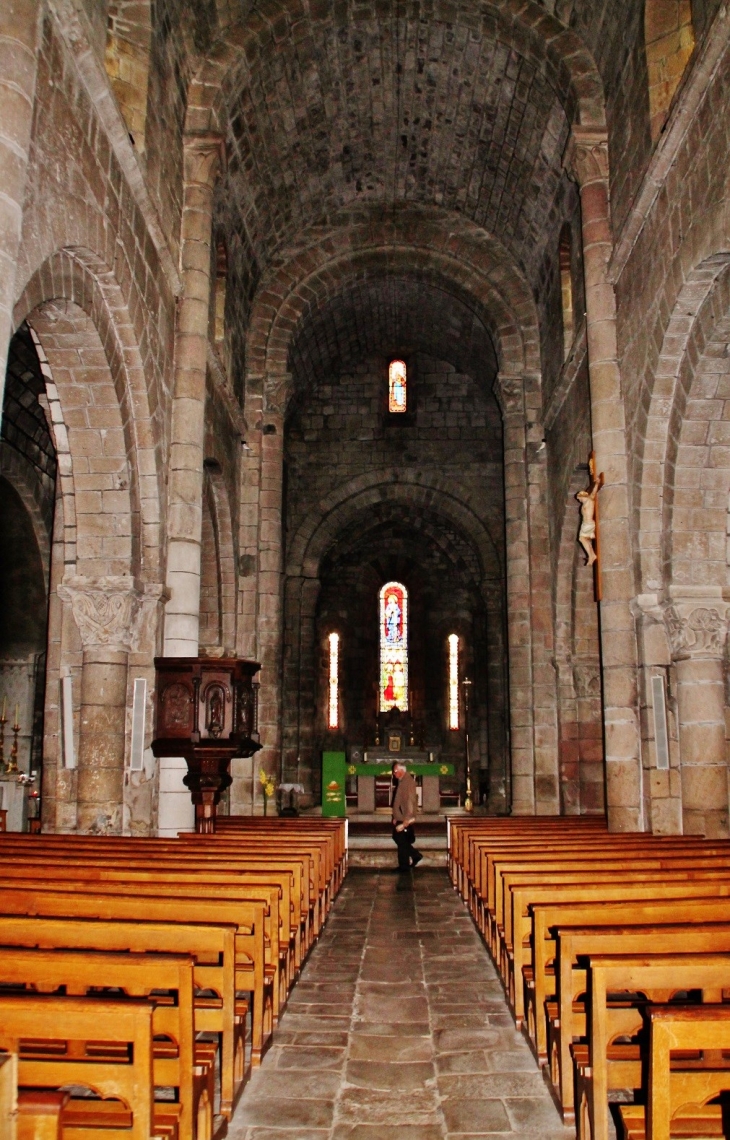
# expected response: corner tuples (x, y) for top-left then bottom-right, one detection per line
(0, 864), (285, 1025)
(0, 947), (205, 1140)
(619, 1005), (730, 1140)
(0, 993), (168, 1140)
(0, 883), (270, 1067)
(0, 913), (242, 1120)
(0, 1050), (16, 1140)
(546, 921), (730, 1126)
(0, 839), (310, 974)
(576, 954), (730, 1140)
(530, 896), (730, 1124)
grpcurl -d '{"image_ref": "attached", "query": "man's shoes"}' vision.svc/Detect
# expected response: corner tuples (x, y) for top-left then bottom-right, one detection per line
(411, 851), (423, 868)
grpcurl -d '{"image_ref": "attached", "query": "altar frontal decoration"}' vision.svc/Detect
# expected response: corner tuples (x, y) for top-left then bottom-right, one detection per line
(379, 581), (408, 712)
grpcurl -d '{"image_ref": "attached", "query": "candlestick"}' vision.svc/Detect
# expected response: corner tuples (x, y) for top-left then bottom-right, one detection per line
(7, 711), (19, 774)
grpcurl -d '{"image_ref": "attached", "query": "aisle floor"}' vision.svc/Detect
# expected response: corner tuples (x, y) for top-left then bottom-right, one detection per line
(228, 868), (575, 1139)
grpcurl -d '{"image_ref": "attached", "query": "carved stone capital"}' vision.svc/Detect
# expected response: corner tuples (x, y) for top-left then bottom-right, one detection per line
(663, 602), (728, 661)
(58, 575), (140, 652)
(493, 374), (525, 418)
(573, 658), (601, 698)
(264, 374), (293, 416)
(183, 133), (225, 187)
(563, 127), (609, 187)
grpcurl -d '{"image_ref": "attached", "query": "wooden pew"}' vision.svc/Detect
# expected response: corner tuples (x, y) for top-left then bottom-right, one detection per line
(0, 1050), (16, 1140)
(0, 914), (242, 1119)
(619, 1005), (730, 1140)
(0, 993), (164, 1140)
(577, 954), (730, 1140)
(547, 921), (730, 1126)
(0, 839), (309, 973)
(1, 834), (320, 952)
(17, 1090), (68, 1140)
(0, 947), (203, 1140)
(0, 884), (270, 1067)
(0, 866), (285, 1024)
(531, 897), (730, 1119)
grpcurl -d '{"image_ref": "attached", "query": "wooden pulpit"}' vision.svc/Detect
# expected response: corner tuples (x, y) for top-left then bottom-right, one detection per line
(151, 657), (262, 832)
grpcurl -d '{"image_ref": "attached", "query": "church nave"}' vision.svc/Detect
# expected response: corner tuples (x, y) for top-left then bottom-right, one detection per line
(230, 870), (573, 1140)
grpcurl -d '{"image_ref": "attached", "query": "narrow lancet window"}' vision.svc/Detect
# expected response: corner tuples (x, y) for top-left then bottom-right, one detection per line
(380, 582), (408, 711)
(388, 359), (407, 413)
(448, 634), (460, 730)
(328, 632), (340, 729)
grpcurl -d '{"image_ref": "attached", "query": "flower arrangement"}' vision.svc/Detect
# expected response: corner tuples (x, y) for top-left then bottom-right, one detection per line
(259, 768), (276, 815)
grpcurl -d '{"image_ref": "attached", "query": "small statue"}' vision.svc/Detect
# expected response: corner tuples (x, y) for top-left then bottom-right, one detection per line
(576, 464), (604, 566)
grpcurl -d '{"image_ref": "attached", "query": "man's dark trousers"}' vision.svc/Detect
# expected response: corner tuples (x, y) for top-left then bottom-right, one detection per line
(393, 824), (417, 871)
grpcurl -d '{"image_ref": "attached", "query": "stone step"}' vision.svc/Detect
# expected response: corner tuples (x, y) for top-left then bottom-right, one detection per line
(348, 831), (447, 868)
(348, 847), (447, 868)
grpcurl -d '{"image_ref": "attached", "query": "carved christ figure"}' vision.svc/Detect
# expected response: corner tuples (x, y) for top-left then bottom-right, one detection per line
(576, 476), (601, 565)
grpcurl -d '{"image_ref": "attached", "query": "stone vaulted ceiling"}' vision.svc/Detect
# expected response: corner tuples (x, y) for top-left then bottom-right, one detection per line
(219, 2), (574, 279)
(288, 275), (499, 395)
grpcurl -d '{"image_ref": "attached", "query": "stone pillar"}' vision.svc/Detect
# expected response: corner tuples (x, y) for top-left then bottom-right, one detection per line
(254, 391), (288, 792)
(568, 128), (642, 831)
(484, 580), (509, 814)
(494, 375), (534, 814)
(0, 0), (41, 409)
(494, 373), (558, 816)
(164, 134), (223, 656)
(664, 595), (729, 837)
(58, 576), (138, 834)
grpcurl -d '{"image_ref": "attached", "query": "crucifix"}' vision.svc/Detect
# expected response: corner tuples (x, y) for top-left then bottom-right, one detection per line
(576, 451), (604, 601)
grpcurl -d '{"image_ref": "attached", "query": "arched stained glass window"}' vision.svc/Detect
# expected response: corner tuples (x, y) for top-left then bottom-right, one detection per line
(379, 581), (408, 711)
(448, 634), (459, 730)
(388, 359), (407, 413)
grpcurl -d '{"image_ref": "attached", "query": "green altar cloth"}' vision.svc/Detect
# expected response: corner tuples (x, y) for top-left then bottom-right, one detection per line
(346, 762), (454, 777)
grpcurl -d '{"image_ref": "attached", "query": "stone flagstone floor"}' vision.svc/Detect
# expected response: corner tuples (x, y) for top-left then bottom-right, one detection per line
(228, 868), (575, 1139)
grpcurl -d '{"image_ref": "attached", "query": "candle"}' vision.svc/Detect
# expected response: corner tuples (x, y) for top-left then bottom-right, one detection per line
(1, 697), (5, 719)
(14, 704), (19, 726)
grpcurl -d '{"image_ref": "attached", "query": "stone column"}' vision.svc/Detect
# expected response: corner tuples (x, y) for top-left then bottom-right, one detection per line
(0, 0), (41, 409)
(494, 372), (558, 816)
(483, 580), (509, 814)
(58, 576), (138, 834)
(164, 134), (223, 656)
(254, 385), (289, 793)
(664, 594), (729, 837)
(494, 375), (534, 814)
(567, 127), (642, 832)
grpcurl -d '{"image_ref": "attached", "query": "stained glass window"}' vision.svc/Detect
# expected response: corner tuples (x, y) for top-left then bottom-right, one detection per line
(379, 582), (408, 711)
(328, 632), (339, 729)
(388, 359), (407, 413)
(448, 634), (459, 730)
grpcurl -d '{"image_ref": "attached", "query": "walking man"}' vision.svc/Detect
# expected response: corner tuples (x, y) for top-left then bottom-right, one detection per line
(391, 761), (423, 871)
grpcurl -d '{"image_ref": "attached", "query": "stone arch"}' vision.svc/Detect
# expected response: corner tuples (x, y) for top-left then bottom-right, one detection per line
(287, 469), (503, 586)
(186, 0), (605, 138)
(636, 252), (730, 593)
(242, 208), (542, 404)
(13, 248), (162, 581)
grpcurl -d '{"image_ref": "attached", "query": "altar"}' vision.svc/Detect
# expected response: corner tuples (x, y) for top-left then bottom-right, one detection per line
(346, 746), (454, 813)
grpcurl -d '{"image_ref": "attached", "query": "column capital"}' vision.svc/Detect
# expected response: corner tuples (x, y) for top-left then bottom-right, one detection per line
(58, 575), (154, 653)
(663, 600), (729, 661)
(264, 373), (293, 416)
(493, 373), (525, 418)
(564, 126), (609, 186)
(183, 132), (225, 187)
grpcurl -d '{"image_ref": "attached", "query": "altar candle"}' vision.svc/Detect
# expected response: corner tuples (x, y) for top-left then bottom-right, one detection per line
(14, 704), (18, 726)
(1, 697), (5, 719)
